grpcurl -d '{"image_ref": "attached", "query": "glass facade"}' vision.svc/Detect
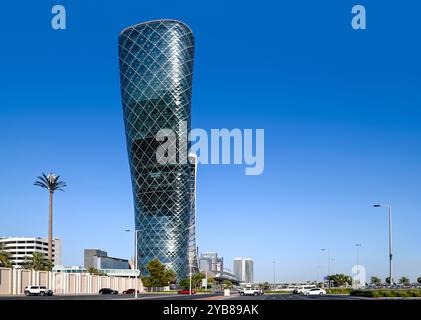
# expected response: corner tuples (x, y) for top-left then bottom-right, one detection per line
(118, 20), (195, 281)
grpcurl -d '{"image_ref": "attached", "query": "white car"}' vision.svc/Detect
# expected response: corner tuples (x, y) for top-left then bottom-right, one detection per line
(240, 287), (262, 296)
(302, 288), (326, 296)
(24, 285), (54, 296)
(293, 285), (317, 294)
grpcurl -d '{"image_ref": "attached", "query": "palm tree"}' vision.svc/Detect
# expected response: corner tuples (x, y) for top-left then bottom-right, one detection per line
(0, 243), (12, 267)
(399, 276), (410, 286)
(370, 276), (382, 286)
(34, 173), (66, 263)
(24, 252), (51, 271)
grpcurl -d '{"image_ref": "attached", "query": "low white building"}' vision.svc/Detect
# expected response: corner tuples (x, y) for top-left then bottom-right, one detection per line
(0, 237), (61, 267)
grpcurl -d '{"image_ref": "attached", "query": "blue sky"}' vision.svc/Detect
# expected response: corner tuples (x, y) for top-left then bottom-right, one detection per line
(1, 0), (421, 283)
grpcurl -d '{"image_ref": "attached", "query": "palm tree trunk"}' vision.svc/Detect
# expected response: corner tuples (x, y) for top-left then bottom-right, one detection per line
(48, 191), (53, 262)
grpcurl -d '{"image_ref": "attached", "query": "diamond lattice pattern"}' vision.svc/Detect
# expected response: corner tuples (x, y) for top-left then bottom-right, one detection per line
(119, 20), (195, 281)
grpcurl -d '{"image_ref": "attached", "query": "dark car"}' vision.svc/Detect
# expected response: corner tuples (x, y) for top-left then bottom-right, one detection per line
(178, 289), (196, 294)
(122, 288), (140, 294)
(99, 288), (118, 295)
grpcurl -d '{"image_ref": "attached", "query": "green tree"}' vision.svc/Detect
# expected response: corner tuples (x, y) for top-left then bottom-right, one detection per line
(34, 173), (66, 263)
(327, 274), (352, 287)
(87, 267), (106, 276)
(179, 278), (190, 289)
(385, 277), (394, 285)
(370, 276), (382, 286)
(24, 252), (51, 271)
(192, 272), (205, 288)
(164, 269), (176, 285)
(399, 276), (410, 286)
(223, 280), (233, 288)
(178, 272), (206, 289)
(0, 243), (12, 267)
(259, 282), (270, 289)
(417, 277), (421, 285)
(141, 259), (176, 288)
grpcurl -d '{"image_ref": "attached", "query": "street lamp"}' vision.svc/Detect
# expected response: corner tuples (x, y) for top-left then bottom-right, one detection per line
(330, 258), (335, 276)
(185, 224), (195, 295)
(272, 261), (276, 289)
(373, 204), (393, 287)
(125, 229), (140, 298)
(355, 244), (362, 287)
(321, 248), (331, 288)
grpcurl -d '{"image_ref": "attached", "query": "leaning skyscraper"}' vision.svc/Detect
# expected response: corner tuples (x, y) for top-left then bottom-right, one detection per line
(118, 20), (196, 280)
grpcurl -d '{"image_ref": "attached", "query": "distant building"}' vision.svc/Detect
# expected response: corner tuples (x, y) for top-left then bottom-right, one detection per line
(84, 249), (129, 270)
(243, 258), (254, 283)
(233, 257), (254, 283)
(0, 237), (61, 268)
(199, 251), (239, 284)
(53, 265), (139, 277)
(199, 252), (223, 274)
(233, 257), (243, 281)
(84, 249), (107, 269)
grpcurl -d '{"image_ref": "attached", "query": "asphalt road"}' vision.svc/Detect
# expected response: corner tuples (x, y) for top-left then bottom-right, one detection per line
(7, 292), (421, 300)
(0, 293), (364, 300)
(229, 293), (368, 300)
(0, 293), (222, 300)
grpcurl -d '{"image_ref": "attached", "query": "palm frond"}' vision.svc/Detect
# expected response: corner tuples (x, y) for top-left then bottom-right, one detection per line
(34, 181), (48, 188)
(34, 172), (67, 193)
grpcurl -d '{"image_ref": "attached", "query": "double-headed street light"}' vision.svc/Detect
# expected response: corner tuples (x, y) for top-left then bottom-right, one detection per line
(321, 248), (331, 288)
(125, 229), (140, 298)
(373, 204), (393, 287)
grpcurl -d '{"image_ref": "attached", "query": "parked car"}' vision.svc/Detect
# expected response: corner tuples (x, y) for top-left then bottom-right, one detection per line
(99, 288), (118, 294)
(24, 286), (53, 296)
(122, 288), (140, 294)
(302, 288), (326, 296)
(178, 289), (196, 294)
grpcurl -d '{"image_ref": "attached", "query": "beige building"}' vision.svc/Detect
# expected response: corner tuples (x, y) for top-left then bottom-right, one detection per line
(0, 267), (143, 295)
(0, 237), (61, 267)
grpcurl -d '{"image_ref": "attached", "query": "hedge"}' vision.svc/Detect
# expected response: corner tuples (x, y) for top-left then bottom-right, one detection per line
(350, 289), (421, 297)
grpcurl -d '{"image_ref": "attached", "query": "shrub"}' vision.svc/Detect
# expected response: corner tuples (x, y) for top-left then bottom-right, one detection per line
(326, 288), (352, 295)
(263, 290), (291, 294)
(350, 289), (421, 297)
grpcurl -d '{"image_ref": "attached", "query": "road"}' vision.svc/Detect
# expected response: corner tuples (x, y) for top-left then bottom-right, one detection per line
(0, 293), (222, 300)
(0, 293), (370, 300)
(229, 293), (368, 300)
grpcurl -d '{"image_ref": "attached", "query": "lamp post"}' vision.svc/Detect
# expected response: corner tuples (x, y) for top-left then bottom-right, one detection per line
(355, 244), (362, 287)
(125, 229), (140, 298)
(321, 248), (331, 288)
(316, 265), (322, 283)
(373, 204), (393, 287)
(272, 261), (276, 289)
(185, 224), (195, 295)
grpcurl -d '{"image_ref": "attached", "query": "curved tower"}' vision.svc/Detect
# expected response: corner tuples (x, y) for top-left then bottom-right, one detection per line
(118, 20), (195, 280)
